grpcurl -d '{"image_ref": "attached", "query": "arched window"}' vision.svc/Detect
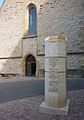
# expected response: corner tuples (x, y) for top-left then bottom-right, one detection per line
(24, 4), (37, 38)
(28, 7), (36, 36)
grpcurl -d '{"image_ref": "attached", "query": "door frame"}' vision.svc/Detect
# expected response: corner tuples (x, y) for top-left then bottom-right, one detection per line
(25, 55), (36, 76)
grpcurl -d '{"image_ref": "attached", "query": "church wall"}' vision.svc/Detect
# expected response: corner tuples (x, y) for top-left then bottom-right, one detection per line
(0, 58), (22, 75)
(0, 0), (84, 77)
(0, 0), (24, 58)
(37, 0), (84, 77)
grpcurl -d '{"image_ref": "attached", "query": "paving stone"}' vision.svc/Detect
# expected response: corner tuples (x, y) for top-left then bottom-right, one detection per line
(0, 90), (83, 120)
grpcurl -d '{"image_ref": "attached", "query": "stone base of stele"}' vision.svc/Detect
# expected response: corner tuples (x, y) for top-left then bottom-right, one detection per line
(39, 99), (70, 116)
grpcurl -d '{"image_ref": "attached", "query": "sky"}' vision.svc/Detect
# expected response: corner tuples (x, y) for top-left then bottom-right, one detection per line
(0, 0), (4, 7)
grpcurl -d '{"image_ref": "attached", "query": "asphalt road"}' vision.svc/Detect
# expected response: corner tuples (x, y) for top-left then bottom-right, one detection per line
(0, 78), (84, 103)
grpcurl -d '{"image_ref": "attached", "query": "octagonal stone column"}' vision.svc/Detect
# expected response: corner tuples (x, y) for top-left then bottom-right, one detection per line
(39, 36), (70, 116)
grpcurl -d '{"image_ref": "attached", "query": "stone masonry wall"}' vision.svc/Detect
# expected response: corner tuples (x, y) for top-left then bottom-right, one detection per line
(37, 0), (84, 77)
(0, 0), (84, 77)
(0, 58), (22, 75)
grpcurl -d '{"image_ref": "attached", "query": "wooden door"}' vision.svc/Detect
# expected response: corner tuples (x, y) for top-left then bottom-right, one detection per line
(26, 55), (36, 76)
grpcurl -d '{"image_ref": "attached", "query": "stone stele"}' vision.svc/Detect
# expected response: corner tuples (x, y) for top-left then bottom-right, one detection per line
(39, 36), (70, 116)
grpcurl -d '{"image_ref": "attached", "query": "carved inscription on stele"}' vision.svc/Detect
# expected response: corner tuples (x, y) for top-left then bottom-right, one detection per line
(47, 57), (59, 92)
(48, 58), (57, 71)
(49, 81), (58, 92)
(48, 71), (57, 81)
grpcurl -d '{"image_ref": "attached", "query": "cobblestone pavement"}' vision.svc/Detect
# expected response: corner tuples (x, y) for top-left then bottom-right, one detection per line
(0, 89), (84, 120)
